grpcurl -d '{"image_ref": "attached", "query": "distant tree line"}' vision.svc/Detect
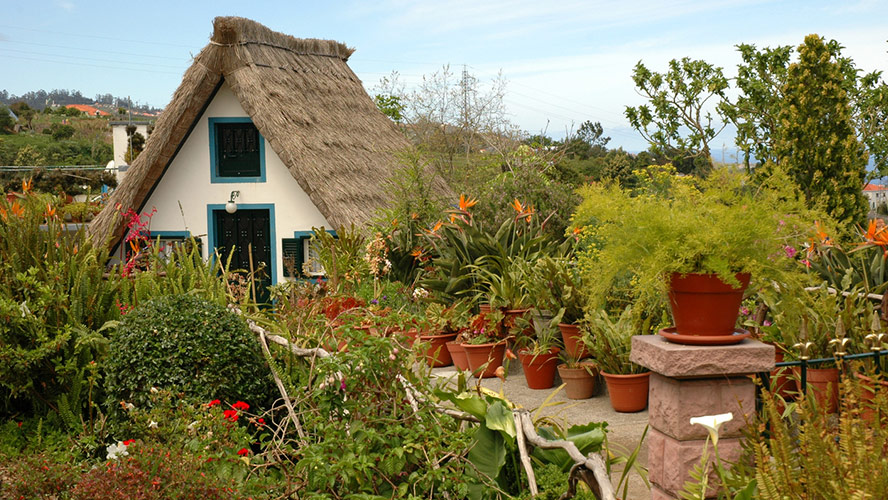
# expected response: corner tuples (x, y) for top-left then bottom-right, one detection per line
(0, 88), (161, 113)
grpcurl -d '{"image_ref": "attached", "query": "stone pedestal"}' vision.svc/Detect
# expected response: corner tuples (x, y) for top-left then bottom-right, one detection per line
(630, 335), (774, 499)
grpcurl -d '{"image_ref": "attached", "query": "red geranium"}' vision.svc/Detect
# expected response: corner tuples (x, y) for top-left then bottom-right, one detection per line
(231, 401), (249, 411)
(223, 409), (239, 422)
(237, 448), (250, 456)
(122, 439), (135, 446)
(207, 399), (221, 408)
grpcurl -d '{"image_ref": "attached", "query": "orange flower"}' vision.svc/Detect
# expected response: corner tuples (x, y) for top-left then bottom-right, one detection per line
(391, 218), (398, 227)
(21, 178), (32, 194)
(410, 247), (423, 258)
(0, 206), (6, 222)
(814, 221), (830, 245)
(861, 219), (888, 248)
(429, 221), (443, 234)
(9, 201), (24, 218)
(572, 227), (582, 235)
(458, 194), (477, 212)
(511, 199), (525, 214)
(44, 203), (56, 218)
(522, 204), (535, 222)
(411, 212), (419, 220)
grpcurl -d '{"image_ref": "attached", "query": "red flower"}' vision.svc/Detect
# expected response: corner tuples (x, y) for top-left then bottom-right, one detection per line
(207, 399), (221, 408)
(255, 418), (265, 427)
(232, 401), (249, 411)
(123, 439), (135, 446)
(223, 409), (239, 422)
(237, 448), (250, 456)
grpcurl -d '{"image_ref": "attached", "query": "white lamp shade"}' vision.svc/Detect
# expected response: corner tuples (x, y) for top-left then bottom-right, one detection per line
(225, 201), (237, 214)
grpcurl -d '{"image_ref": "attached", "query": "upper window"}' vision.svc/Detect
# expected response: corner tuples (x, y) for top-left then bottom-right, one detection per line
(209, 118), (266, 183)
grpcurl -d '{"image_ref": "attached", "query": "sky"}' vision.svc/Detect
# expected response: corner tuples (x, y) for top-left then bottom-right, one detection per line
(2, 0), (887, 155)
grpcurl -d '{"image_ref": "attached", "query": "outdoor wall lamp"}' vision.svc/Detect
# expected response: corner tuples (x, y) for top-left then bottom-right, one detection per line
(225, 190), (240, 214)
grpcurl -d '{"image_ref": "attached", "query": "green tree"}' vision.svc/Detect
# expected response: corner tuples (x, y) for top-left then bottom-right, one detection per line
(50, 123), (75, 141)
(373, 94), (404, 123)
(767, 34), (868, 229)
(13, 145), (46, 166)
(0, 105), (14, 134)
(625, 57), (729, 174)
(563, 120), (610, 159)
(9, 101), (36, 130)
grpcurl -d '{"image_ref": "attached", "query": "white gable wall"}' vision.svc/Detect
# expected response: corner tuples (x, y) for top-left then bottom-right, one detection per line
(128, 82), (330, 283)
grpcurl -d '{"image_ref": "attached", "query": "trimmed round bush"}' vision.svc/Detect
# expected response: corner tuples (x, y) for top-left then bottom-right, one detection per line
(105, 294), (274, 411)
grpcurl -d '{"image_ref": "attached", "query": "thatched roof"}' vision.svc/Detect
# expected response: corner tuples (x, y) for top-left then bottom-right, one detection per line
(90, 16), (430, 250)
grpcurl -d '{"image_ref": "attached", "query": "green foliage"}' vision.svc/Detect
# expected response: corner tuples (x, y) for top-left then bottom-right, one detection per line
(420, 201), (568, 304)
(0, 167), (117, 195)
(520, 256), (585, 324)
(584, 307), (649, 375)
(104, 294), (275, 414)
(309, 224), (369, 295)
(374, 93), (405, 122)
(50, 122), (76, 140)
(0, 193), (120, 418)
(473, 159), (580, 240)
(625, 57), (729, 172)
(573, 165), (820, 310)
(0, 104), (14, 133)
(763, 35), (869, 229)
(731, 376), (888, 499)
(294, 332), (471, 498)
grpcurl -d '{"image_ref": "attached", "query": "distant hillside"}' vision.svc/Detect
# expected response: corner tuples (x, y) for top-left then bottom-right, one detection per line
(0, 88), (162, 114)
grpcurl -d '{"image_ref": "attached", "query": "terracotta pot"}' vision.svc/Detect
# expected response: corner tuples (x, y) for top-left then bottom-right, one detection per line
(446, 341), (470, 371)
(397, 328), (418, 347)
(479, 303), (493, 314)
(558, 323), (590, 360)
(462, 341), (507, 378)
(419, 332), (458, 367)
(795, 366), (839, 413)
(601, 371), (650, 413)
(855, 372), (888, 422)
(518, 347), (561, 389)
(767, 345), (795, 414)
(668, 272), (751, 337)
(557, 363), (597, 399)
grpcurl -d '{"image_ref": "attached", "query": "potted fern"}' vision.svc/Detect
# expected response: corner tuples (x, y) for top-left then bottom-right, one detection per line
(585, 306), (650, 412)
(573, 165), (821, 345)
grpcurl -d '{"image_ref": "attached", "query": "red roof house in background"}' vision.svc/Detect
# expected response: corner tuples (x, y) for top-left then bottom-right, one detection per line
(864, 183), (888, 211)
(65, 104), (110, 117)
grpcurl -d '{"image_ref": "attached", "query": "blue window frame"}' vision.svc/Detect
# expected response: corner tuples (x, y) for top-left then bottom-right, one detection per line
(206, 204), (277, 286)
(208, 117), (266, 183)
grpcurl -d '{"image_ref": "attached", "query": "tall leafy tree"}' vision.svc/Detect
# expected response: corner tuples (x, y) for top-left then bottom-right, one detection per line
(767, 34), (868, 228)
(625, 57), (729, 175)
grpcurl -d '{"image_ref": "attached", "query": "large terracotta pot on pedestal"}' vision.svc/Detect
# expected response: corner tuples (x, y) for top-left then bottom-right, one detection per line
(559, 323), (590, 359)
(795, 366), (839, 413)
(463, 341), (507, 378)
(661, 272), (752, 346)
(601, 371), (650, 413)
(557, 362), (598, 399)
(518, 347), (560, 389)
(446, 341), (469, 371)
(419, 332), (458, 367)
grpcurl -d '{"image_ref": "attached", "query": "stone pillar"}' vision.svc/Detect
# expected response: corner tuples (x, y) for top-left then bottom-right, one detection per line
(630, 336), (774, 500)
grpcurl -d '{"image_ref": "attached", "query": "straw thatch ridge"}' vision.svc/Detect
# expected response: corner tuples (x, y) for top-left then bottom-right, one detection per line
(90, 16), (431, 250)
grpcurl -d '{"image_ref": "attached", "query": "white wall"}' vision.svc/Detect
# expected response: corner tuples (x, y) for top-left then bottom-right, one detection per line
(111, 123), (149, 183)
(124, 83), (330, 283)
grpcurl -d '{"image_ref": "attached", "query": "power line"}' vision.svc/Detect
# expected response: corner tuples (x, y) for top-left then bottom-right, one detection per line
(0, 54), (182, 75)
(3, 48), (186, 69)
(3, 39), (189, 61)
(0, 24), (194, 48)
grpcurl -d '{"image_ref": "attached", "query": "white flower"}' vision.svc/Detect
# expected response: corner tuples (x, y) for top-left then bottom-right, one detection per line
(689, 412), (733, 446)
(149, 387), (159, 394)
(187, 420), (199, 431)
(106, 441), (129, 460)
(148, 420), (158, 429)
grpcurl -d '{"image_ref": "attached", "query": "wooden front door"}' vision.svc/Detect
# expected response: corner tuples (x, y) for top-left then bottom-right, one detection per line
(213, 208), (272, 303)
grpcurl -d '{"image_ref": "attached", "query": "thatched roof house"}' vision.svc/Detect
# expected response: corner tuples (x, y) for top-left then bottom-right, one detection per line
(90, 17), (432, 286)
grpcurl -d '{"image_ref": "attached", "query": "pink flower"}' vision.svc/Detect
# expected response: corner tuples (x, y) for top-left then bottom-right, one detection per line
(801, 259), (811, 268)
(763, 320), (772, 327)
(783, 245), (797, 258)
